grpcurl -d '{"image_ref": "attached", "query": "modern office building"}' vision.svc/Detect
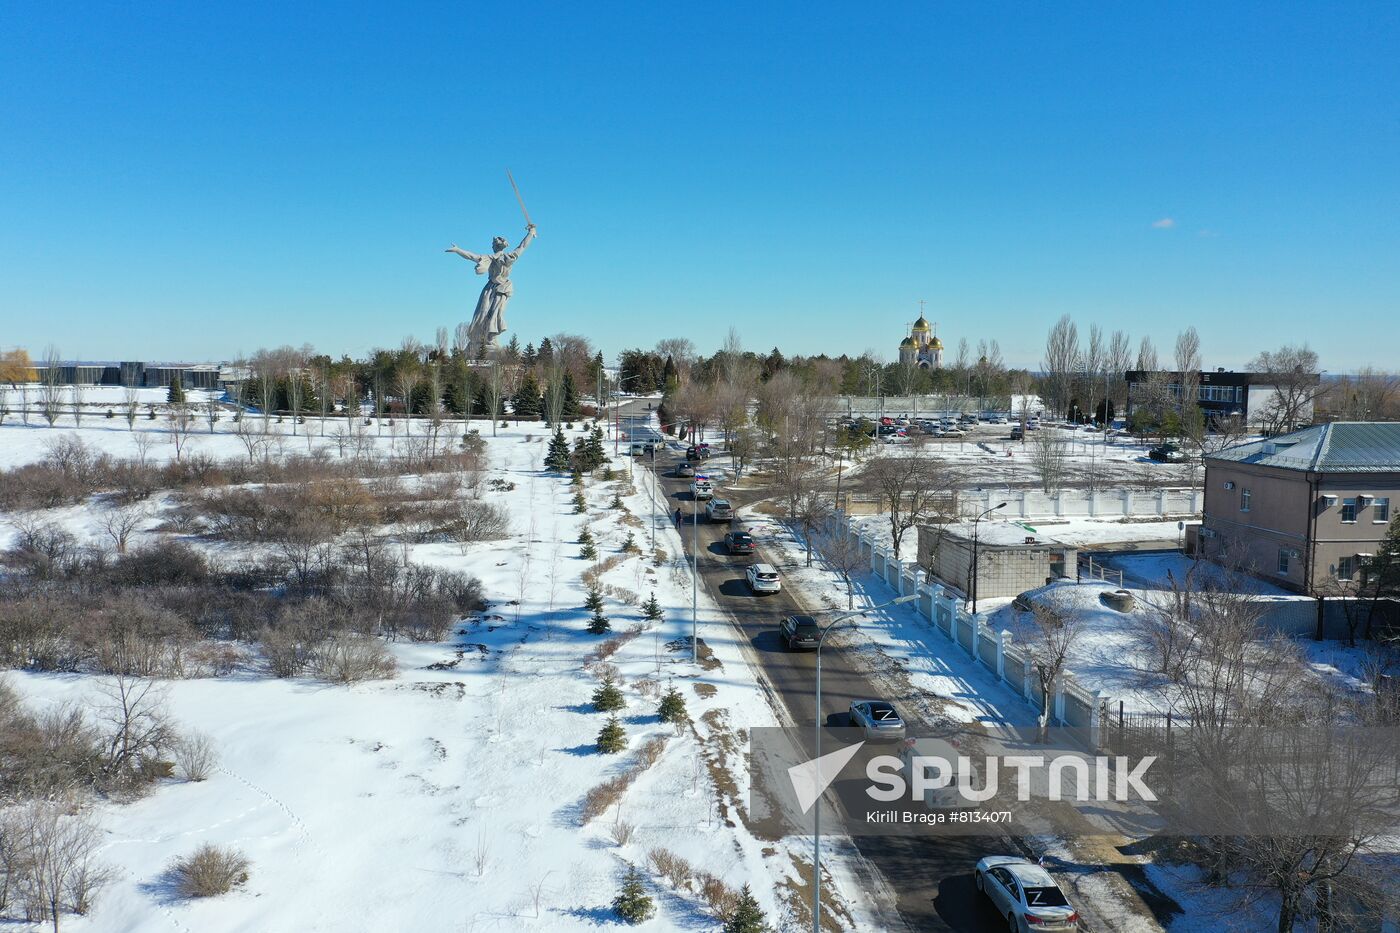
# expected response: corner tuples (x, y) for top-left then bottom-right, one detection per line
(1124, 368), (1319, 427)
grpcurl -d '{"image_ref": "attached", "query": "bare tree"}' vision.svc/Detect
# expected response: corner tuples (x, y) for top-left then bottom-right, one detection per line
(98, 505), (147, 555)
(38, 346), (63, 427)
(96, 673), (173, 782)
(1248, 343), (1325, 435)
(121, 385), (140, 431)
(1029, 428), (1068, 494)
(1042, 316), (1080, 419)
(167, 404), (198, 462)
(482, 360), (504, 436)
(859, 452), (958, 561)
(818, 519), (866, 609)
(69, 382), (85, 428)
(2, 800), (115, 931)
(1014, 604), (1081, 742)
(1174, 326), (1202, 428)
(1136, 335), (1159, 372)
(1106, 329), (1133, 415)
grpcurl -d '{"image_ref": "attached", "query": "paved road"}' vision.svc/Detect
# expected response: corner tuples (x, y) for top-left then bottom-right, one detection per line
(616, 408), (1007, 932)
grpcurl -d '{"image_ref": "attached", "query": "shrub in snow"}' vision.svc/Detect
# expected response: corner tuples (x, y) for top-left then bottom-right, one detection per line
(587, 610), (611, 635)
(173, 730), (219, 782)
(596, 715), (626, 754)
(170, 843), (250, 898)
(641, 592), (662, 622)
(646, 848), (693, 890)
(723, 885), (767, 933)
(696, 871), (739, 920)
(657, 686), (687, 725)
(310, 634), (397, 683)
(592, 673), (626, 713)
(611, 864), (654, 924)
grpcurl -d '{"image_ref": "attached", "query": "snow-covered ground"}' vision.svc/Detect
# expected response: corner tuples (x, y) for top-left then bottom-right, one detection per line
(0, 417), (880, 931)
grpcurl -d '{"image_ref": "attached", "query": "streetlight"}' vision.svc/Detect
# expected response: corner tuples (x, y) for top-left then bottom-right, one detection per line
(612, 373), (644, 456)
(811, 593), (920, 933)
(970, 502), (1007, 615)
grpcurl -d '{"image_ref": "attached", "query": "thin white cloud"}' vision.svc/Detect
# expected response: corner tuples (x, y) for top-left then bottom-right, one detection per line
(1151, 217), (1176, 229)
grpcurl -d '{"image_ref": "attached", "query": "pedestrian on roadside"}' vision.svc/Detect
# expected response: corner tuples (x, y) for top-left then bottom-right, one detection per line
(674, 507), (682, 527)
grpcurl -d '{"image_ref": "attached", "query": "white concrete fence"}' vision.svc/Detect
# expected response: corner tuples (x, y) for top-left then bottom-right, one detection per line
(957, 486), (1202, 520)
(830, 511), (1107, 748)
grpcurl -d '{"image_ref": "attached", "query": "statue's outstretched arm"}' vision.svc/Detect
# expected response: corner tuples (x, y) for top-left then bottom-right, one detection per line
(446, 244), (486, 262)
(507, 225), (537, 260)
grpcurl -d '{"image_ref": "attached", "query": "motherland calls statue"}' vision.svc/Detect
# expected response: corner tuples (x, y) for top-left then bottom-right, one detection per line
(445, 222), (537, 356)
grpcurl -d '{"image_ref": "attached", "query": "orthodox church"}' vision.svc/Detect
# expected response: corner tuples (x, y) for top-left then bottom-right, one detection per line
(898, 315), (944, 369)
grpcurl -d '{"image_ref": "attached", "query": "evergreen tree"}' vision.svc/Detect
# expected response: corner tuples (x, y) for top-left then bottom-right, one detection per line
(511, 371), (543, 420)
(504, 334), (521, 362)
(621, 531), (639, 554)
(409, 381), (433, 415)
(573, 491), (589, 515)
(602, 465), (617, 481)
(642, 592), (662, 622)
(583, 584), (604, 613)
(544, 429), (572, 471)
(657, 685), (687, 724)
(591, 672), (626, 712)
(588, 609), (611, 634)
(587, 426), (607, 464)
(723, 885), (767, 933)
(561, 370), (582, 421)
(597, 714), (627, 754)
(521, 342), (537, 368)
(443, 379), (468, 416)
(610, 490), (625, 510)
(167, 377), (186, 404)
(578, 527), (595, 546)
(570, 465), (584, 487)
(611, 864), (654, 923)
(580, 538), (597, 559)
(537, 336), (555, 368)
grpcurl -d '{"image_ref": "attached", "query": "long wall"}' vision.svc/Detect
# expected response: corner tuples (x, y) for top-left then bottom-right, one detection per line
(958, 486), (1202, 520)
(833, 511), (1107, 748)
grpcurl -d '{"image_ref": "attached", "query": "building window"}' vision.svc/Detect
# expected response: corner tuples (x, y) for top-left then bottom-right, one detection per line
(1277, 549), (1290, 575)
(1240, 488), (1251, 512)
(1340, 498), (1357, 523)
(1375, 497), (1390, 523)
(1336, 556), (1356, 581)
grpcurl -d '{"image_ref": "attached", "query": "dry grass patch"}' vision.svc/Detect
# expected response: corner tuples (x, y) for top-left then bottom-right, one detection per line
(692, 683), (717, 699)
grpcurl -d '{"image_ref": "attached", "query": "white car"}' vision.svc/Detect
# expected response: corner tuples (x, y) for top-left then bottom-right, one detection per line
(690, 479), (714, 501)
(745, 563), (781, 595)
(975, 856), (1079, 931)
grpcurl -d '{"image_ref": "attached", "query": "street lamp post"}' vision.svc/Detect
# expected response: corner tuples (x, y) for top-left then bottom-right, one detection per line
(811, 593), (919, 933)
(691, 494), (699, 663)
(970, 502), (1007, 615)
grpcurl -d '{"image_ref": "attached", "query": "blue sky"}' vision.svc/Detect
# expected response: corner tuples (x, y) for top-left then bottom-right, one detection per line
(2, 2), (1397, 370)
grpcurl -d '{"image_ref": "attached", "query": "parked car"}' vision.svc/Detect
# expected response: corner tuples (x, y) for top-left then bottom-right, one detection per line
(1009, 425), (1023, 440)
(974, 857), (1080, 931)
(706, 498), (734, 522)
(882, 433), (911, 445)
(690, 478), (714, 500)
(848, 700), (906, 741)
(1025, 419), (1041, 431)
(695, 443), (713, 458)
(745, 562), (782, 595)
(628, 442), (647, 456)
(942, 427), (966, 439)
(1148, 443), (1188, 463)
(723, 530), (755, 555)
(675, 461), (695, 477)
(779, 614), (819, 649)
(685, 446), (702, 461)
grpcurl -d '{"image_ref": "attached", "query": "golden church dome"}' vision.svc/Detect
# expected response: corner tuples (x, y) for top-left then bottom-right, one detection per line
(911, 316), (931, 332)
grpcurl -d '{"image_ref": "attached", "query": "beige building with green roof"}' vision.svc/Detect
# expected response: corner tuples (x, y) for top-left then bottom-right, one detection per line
(1201, 422), (1400, 596)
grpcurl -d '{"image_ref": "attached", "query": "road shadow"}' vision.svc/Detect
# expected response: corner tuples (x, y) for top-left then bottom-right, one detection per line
(749, 628), (793, 654)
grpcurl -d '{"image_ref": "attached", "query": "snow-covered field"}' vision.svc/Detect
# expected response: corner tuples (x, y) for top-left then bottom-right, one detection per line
(0, 417), (878, 931)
